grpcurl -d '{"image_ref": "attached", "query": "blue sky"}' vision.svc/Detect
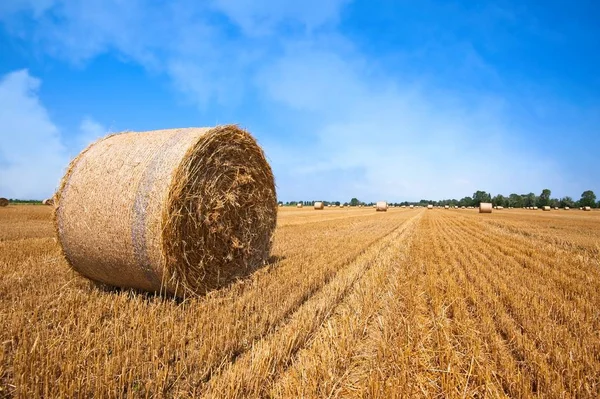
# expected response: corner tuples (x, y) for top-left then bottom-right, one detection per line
(0, 0), (598, 202)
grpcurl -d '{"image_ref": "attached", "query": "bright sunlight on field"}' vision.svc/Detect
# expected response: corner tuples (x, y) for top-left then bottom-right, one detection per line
(1, 205), (599, 398)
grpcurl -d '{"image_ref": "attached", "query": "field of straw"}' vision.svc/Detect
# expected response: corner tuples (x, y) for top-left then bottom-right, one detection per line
(1, 205), (600, 398)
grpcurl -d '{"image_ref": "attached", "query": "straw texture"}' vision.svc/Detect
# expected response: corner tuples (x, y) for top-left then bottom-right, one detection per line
(0, 198), (8, 207)
(479, 202), (493, 213)
(54, 126), (277, 297)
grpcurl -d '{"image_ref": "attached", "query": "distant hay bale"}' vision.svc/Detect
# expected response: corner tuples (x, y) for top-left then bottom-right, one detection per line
(565, 207), (570, 210)
(0, 197), (8, 207)
(43, 198), (54, 206)
(461, 206), (466, 209)
(533, 206), (538, 210)
(54, 126), (277, 297)
(296, 203), (303, 208)
(554, 207), (559, 210)
(401, 205), (406, 208)
(409, 205), (414, 209)
(542, 206), (551, 211)
(314, 201), (324, 210)
(497, 206), (504, 210)
(278, 203), (283, 207)
(376, 201), (388, 212)
(479, 202), (492, 213)
(584, 206), (591, 211)
(427, 204), (433, 209)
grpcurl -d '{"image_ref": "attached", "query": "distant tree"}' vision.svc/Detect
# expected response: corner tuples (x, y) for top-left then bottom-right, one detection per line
(350, 198), (360, 206)
(472, 191), (491, 206)
(580, 190), (597, 207)
(559, 196), (574, 208)
(458, 196), (473, 207)
(549, 198), (560, 208)
(335, 201), (341, 206)
(537, 189), (551, 207)
(524, 193), (537, 207)
(492, 194), (506, 207)
(508, 194), (523, 208)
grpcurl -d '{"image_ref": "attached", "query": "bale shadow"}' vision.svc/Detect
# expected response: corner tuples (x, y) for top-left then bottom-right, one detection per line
(90, 254), (287, 304)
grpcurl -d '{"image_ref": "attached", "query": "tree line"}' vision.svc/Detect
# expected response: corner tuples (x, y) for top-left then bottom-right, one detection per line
(281, 189), (598, 208)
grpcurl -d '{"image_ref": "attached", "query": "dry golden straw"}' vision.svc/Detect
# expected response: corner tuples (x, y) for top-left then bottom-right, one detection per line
(0, 197), (8, 207)
(54, 126), (277, 297)
(314, 202), (324, 210)
(479, 202), (493, 213)
(376, 201), (388, 212)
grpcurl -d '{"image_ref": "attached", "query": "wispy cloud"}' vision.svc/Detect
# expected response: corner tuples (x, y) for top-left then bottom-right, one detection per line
(1, 1), (597, 201)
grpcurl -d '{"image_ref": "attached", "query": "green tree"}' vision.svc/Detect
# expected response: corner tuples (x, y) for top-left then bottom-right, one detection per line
(580, 190), (597, 207)
(492, 194), (506, 207)
(524, 193), (537, 207)
(472, 191), (491, 206)
(559, 196), (574, 208)
(538, 189), (551, 207)
(350, 198), (360, 207)
(508, 193), (523, 208)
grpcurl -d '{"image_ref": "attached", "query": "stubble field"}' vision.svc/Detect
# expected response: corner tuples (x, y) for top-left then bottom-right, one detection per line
(1, 205), (599, 398)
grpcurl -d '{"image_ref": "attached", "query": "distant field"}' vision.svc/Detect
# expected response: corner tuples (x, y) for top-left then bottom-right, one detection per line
(1, 205), (599, 397)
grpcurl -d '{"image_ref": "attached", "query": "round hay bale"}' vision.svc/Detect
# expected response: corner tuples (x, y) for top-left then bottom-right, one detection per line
(554, 206), (559, 210)
(497, 206), (504, 210)
(54, 126), (277, 297)
(0, 197), (8, 207)
(564, 206), (570, 210)
(542, 206), (551, 211)
(376, 201), (388, 212)
(427, 204), (433, 209)
(314, 201), (324, 210)
(409, 205), (414, 209)
(533, 206), (538, 210)
(479, 202), (492, 214)
(296, 203), (303, 208)
(584, 206), (591, 211)
(43, 198), (54, 206)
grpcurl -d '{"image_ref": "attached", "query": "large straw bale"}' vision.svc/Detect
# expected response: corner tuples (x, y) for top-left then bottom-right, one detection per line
(296, 203), (303, 208)
(427, 204), (433, 209)
(479, 202), (492, 213)
(542, 206), (551, 211)
(409, 205), (414, 209)
(0, 197), (8, 207)
(584, 206), (591, 211)
(376, 201), (388, 212)
(564, 207), (570, 210)
(54, 126), (277, 297)
(314, 201), (324, 210)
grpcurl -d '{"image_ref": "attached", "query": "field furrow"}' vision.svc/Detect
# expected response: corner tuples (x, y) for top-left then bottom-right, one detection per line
(1, 206), (599, 398)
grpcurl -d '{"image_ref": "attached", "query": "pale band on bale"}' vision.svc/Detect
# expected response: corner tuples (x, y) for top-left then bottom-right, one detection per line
(54, 125), (277, 297)
(376, 201), (388, 212)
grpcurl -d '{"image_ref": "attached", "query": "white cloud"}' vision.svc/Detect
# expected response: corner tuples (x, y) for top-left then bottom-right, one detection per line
(0, 70), (68, 199)
(1, 1), (596, 201)
(258, 42), (564, 201)
(211, 0), (349, 35)
(0, 70), (108, 199)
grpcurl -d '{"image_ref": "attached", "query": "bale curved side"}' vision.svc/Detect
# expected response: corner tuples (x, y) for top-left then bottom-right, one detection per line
(0, 198), (8, 207)
(55, 126), (277, 296)
(479, 202), (492, 213)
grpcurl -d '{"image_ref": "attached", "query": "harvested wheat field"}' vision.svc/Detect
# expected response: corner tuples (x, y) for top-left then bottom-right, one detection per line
(1, 205), (600, 398)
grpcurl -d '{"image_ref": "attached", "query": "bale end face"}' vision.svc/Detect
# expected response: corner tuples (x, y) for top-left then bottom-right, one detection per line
(0, 197), (8, 207)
